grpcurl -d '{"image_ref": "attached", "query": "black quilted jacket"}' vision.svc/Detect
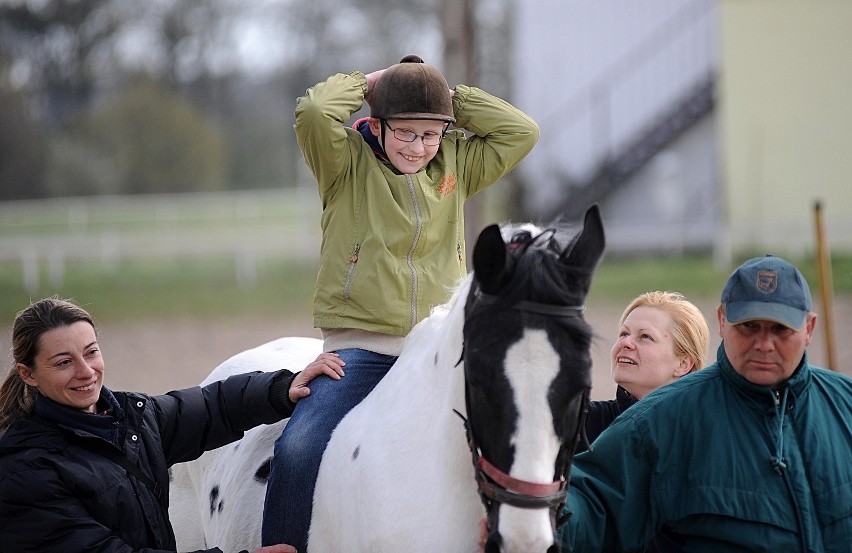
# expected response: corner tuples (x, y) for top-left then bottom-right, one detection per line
(0, 370), (294, 553)
(578, 385), (639, 453)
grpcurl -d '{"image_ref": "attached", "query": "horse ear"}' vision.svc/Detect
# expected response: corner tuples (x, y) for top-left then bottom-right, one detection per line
(472, 224), (508, 293)
(560, 204), (606, 272)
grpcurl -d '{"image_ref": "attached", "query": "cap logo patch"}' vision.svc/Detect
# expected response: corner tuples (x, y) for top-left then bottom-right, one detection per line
(756, 270), (778, 294)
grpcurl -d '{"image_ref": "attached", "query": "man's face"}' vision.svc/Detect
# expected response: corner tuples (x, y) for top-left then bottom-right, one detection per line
(717, 306), (816, 388)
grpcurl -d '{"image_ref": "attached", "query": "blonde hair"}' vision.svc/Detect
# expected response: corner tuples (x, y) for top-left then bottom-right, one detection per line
(0, 297), (95, 432)
(620, 291), (710, 373)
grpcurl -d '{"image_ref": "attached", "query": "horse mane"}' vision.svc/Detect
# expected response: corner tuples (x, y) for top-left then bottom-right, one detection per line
(398, 218), (597, 375)
(393, 274), (472, 371)
(507, 222), (594, 306)
(468, 221), (595, 347)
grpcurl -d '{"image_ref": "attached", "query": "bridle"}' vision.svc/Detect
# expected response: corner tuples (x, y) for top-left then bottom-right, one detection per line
(456, 291), (591, 541)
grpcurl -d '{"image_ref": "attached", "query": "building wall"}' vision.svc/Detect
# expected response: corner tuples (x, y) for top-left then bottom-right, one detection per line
(513, 0), (715, 215)
(719, 0), (852, 257)
(602, 113), (719, 256)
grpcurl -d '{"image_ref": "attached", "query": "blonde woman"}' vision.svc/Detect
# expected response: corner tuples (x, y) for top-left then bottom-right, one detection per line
(582, 291), (711, 448)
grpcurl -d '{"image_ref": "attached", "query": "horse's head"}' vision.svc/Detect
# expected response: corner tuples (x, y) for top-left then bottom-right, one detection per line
(460, 205), (605, 553)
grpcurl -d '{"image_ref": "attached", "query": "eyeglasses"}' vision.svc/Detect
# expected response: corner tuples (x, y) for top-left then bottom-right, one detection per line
(384, 121), (447, 146)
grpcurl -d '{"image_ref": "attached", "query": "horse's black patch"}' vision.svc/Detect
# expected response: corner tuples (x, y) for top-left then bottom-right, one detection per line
(352, 446), (360, 460)
(255, 457), (272, 483)
(209, 485), (222, 517)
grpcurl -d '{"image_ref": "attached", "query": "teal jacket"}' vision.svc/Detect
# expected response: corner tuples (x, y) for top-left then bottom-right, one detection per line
(560, 344), (852, 552)
(294, 71), (539, 336)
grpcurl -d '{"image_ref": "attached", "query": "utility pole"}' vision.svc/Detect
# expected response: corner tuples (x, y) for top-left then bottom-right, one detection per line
(441, 0), (480, 270)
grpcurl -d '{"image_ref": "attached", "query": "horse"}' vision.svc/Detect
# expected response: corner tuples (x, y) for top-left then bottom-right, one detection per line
(169, 205), (605, 553)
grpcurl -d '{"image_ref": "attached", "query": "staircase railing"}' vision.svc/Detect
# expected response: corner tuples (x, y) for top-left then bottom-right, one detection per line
(535, 0), (717, 219)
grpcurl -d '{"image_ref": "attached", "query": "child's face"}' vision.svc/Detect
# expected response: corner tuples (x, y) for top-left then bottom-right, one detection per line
(370, 118), (447, 174)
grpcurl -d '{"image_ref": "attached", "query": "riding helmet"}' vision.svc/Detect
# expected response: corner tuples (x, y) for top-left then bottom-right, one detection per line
(370, 55), (455, 123)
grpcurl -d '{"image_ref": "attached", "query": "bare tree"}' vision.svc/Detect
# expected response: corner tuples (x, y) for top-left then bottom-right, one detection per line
(0, 0), (122, 125)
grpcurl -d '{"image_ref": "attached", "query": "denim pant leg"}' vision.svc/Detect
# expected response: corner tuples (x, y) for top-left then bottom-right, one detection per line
(261, 349), (396, 551)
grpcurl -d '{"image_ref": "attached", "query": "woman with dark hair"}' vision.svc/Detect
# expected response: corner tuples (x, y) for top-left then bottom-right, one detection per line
(0, 296), (343, 553)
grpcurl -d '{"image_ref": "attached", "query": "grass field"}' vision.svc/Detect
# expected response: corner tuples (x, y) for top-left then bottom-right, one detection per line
(3, 189), (851, 327)
(3, 233), (851, 396)
(2, 252), (850, 324)
(3, 192), (851, 396)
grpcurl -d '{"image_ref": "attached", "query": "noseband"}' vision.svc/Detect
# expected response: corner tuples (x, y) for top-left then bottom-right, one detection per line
(457, 293), (590, 538)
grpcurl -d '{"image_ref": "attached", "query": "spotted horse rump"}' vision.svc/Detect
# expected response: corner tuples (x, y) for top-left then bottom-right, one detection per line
(168, 337), (322, 552)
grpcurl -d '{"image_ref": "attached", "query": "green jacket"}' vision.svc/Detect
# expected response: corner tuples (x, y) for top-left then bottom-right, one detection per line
(295, 71), (539, 335)
(560, 345), (852, 552)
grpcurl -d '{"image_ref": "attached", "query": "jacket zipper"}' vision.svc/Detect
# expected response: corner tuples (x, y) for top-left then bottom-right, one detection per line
(343, 243), (361, 299)
(405, 174), (423, 330)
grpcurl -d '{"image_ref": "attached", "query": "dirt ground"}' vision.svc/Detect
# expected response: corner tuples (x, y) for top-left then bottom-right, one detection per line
(1, 296), (850, 400)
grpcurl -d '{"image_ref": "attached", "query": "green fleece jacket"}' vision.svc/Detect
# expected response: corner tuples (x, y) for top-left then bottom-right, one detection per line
(560, 345), (852, 552)
(295, 71), (539, 336)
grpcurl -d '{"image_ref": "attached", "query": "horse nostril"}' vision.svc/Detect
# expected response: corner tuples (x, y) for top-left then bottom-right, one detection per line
(547, 542), (561, 553)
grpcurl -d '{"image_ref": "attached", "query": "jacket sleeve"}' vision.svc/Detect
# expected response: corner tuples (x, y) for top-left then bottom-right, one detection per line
(294, 71), (369, 204)
(154, 370), (292, 466)
(449, 84), (540, 198)
(558, 414), (659, 552)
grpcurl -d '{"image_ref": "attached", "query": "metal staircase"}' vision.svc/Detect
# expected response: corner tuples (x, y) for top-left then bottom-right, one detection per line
(553, 74), (715, 221)
(523, 0), (718, 223)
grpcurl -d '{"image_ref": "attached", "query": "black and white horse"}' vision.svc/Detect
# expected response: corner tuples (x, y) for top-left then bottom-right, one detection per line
(170, 205), (605, 552)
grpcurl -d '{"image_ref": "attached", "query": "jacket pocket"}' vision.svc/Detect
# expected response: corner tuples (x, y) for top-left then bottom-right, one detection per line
(656, 485), (800, 551)
(343, 243), (361, 300)
(817, 479), (852, 540)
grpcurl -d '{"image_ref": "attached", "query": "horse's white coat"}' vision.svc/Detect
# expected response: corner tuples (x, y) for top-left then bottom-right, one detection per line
(307, 285), (564, 553)
(170, 337), (323, 553)
(308, 279), (479, 552)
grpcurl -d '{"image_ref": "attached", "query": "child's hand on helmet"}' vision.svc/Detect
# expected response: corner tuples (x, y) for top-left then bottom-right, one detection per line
(365, 69), (386, 107)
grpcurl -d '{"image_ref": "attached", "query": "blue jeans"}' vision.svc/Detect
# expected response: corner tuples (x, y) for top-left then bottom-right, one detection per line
(261, 348), (396, 551)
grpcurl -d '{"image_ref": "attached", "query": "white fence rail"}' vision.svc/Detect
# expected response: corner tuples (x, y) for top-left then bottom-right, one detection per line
(0, 189), (322, 293)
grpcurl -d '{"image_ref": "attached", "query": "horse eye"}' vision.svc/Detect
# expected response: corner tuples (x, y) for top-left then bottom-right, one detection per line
(510, 231), (532, 244)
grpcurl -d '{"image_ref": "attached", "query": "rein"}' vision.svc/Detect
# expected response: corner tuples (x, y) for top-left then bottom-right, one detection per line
(458, 293), (590, 537)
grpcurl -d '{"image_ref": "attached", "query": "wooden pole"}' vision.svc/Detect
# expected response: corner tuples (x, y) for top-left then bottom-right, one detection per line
(442, 0), (479, 270)
(813, 201), (837, 371)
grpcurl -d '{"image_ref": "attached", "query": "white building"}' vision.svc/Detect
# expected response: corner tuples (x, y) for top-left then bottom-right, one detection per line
(512, 0), (852, 260)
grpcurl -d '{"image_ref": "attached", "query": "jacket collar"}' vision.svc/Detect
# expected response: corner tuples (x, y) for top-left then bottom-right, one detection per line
(716, 342), (810, 405)
(615, 386), (639, 411)
(33, 387), (125, 446)
(353, 117), (390, 163)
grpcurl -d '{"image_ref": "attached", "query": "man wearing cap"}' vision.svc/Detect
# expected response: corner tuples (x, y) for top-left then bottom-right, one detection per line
(556, 255), (852, 552)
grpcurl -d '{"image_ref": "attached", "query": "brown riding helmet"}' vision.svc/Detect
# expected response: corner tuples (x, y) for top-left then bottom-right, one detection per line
(370, 55), (455, 124)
